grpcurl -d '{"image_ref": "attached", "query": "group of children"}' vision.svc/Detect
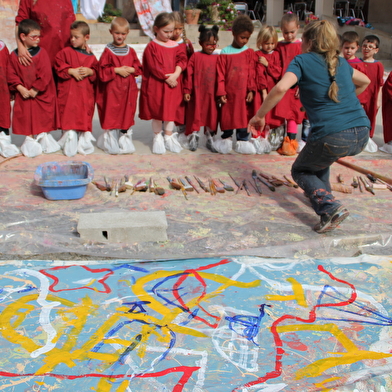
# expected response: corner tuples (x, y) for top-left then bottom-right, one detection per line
(0, 11), (390, 158)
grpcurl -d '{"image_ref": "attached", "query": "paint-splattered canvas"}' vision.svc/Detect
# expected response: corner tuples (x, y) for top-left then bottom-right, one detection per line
(0, 256), (391, 391)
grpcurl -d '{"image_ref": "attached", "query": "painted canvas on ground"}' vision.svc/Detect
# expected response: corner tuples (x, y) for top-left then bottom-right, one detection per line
(0, 255), (391, 391)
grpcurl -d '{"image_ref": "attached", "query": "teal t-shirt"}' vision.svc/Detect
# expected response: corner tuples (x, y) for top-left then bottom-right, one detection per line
(221, 45), (249, 54)
(287, 52), (370, 140)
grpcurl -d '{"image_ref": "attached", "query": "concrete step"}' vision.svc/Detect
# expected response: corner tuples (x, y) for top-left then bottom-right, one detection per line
(88, 23), (150, 45)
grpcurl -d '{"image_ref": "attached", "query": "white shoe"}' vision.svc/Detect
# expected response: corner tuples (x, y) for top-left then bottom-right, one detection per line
(77, 132), (96, 155)
(215, 137), (233, 154)
(164, 133), (183, 153)
(0, 131), (20, 158)
(152, 132), (166, 154)
(235, 140), (256, 154)
(178, 132), (190, 149)
(20, 136), (43, 158)
(36, 132), (61, 154)
(97, 129), (120, 154)
(297, 140), (306, 153)
(58, 130), (78, 157)
(379, 141), (392, 154)
(363, 138), (378, 153)
(119, 129), (135, 154)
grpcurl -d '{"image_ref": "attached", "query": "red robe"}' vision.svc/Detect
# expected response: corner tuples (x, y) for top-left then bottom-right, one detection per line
(275, 41), (304, 124)
(96, 45), (142, 130)
(361, 60), (384, 137)
(16, 0), (75, 66)
(183, 51), (219, 135)
(139, 40), (187, 123)
(254, 49), (284, 130)
(347, 57), (368, 106)
(0, 42), (10, 129)
(382, 72), (392, 143)
(54, 47), (99, 132)
(7, 47), (57, 135)
(175, 40), (195, 125)
(216, 48), (257, 130)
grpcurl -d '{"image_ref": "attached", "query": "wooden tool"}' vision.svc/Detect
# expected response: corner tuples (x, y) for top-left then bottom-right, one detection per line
(229, 173), (242, 193)
(194, 175), (209, 192)
(167, 176), (182, 190)
(92, 181), (107, 191)
(185, 176), (200, 193)
(154, 180), (165, 195)
(219, 179), (234, 191)
(180, 178), (194, 192)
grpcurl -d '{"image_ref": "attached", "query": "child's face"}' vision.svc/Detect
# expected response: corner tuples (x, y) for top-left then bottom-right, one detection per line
(232, 31), (251, 49)
(341, 41), (359, 60)
(154, 23), (174, 43)
(70, 29), (89, 50)
(172, 22), (183, 41)
(21, 29), (41, 49)
(110, 25), (129, 47)
(362, 40), (379, 61)
(281, 21), (299, 43)
(261, 39), (275, 53)
(200, 36), (217, 55)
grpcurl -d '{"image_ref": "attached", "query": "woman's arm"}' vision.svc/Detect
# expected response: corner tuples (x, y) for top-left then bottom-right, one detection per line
(352, 68), (370, 96)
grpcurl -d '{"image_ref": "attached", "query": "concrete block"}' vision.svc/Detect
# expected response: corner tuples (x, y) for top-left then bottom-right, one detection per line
(77, 211), (168, 243)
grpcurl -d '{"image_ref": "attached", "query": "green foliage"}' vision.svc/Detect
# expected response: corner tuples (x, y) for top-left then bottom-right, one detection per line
(197, 0), (238, 30)
(97, 3), (122, 23)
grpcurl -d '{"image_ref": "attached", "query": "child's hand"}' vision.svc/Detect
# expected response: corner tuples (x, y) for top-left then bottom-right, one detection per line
(165, 73), (178, 88)
(246, 91), (254, 103)
(259, 57), (268, 67)
(184, 93), (191, 102)
(68, 68), (84, 81)
(115, 66), (131, 78)
(79, 67), (93, 77)
(28, 88), (39, 98)
(16, 85), (30, 99)
(294, 88), (300, 99)
(219, 95), (227, 104)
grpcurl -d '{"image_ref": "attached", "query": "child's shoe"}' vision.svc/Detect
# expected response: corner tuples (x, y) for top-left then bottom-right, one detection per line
(214, 137), (233, 154)
(363, 138), (378, 153)
(164, 133), (183, 153)
(58, 130), (78, 157)
(178, 132), (190, 149)
(0, 131), (20, 158)
(205, 131), (217, 152)
(97, 129), (120, 154)
(152, 132), (166, 154)
(188, 133), (199, 151)
(119, 129), (136, 154)
(251, 137), (272, 154)
(379, 141), (392, 154)
(235, 140), (256, 154)
(20, 136), (43, 158)
(36, 132), (61, 154)
(277, 136), (297, 156)
(77, 132), (96, 155)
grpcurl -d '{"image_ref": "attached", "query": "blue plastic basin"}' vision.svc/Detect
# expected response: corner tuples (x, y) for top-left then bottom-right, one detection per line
(34, 161), (94, 200)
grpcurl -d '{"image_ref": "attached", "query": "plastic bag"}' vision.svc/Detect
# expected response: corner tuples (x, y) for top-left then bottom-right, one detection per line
(251, 137), (271, 154)
(119, 129), (136, 154)
(164, 133), (182, 153)
(379, 142), (392, 154)
(178, 132), (190, 149)
(268, 125), (285, 151)
(214, 137), (233, 154)
(363, 138), (378, 153)
(152, 132), (166, 154)
(235, 140), (256, 154)
(78, 132), (96, 155)
(0, 132), (20, 158)
(20, 136), (43, 158)
(58, 130), (78, 157)
(36, 132), (61, 154)
(97, 129), (120, 154)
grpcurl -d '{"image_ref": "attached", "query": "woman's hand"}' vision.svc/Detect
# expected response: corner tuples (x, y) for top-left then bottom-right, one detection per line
(18, 45), (32, 66)
(248, 115), (265, 137)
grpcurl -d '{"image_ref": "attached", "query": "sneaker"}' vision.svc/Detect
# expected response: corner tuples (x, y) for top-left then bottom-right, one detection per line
(314, 206), (350, 234)
(206, 132), (218, 153)
(188, 133), (199, 151)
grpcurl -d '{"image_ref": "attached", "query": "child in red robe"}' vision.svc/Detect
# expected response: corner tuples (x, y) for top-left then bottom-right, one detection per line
(381, 71), (392, 153)
(183, 25), (219, 152)
(96, 17), (142, 154)
(360, 35), (384, 140)
(216, 15), (257, 154)
(7, 19), (58, 157)
(139, 12), (187, 154)
(253, 25), (284, 154)
(172, 11), (194, 135)
(55, 21), (99, 156)
(275, 12), (304, 155)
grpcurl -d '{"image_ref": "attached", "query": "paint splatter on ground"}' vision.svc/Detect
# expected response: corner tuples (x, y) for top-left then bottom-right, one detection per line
(1, 152), (392, 260)
(0, 255), (391, 391)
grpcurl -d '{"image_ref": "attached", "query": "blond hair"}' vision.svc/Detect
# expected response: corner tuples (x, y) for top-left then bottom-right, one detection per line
(256, 25), (278, 49)
(280, 12), (299, 29)
(302, 20), (340, 103)
(111, 17), (130, 30)
(171, 11), (192, 55)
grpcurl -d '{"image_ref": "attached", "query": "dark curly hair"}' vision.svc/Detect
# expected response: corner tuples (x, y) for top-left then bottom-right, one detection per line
(198, 24), (219, 44)
(232, 15), (254, 36)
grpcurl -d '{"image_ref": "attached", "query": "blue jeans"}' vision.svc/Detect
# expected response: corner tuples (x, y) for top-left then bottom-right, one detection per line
(291, 127), (369, 216)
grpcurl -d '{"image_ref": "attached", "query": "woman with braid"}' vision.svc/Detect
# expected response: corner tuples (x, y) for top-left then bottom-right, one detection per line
(248, 20), (370, 233)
